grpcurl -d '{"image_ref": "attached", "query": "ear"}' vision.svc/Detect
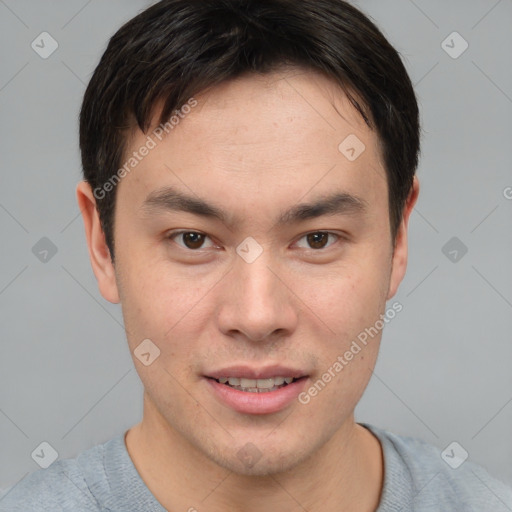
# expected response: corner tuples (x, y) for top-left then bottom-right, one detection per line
(76, 181), (120, 304)
(386, 176), (420, 300)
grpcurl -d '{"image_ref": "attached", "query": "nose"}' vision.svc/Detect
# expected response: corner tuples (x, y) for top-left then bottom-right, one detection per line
(215, 248), (298, 343)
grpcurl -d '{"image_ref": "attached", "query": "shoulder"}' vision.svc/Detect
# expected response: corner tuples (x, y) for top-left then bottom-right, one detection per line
(0, 438), (112, 512)
(361, 423), (512, 511)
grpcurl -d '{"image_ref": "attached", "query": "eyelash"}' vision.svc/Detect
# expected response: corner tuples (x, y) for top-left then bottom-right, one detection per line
(166, 230), (342, 253)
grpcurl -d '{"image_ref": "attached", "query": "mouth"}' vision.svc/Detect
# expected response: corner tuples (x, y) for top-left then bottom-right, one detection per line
(206, 376), (307, 393)
(203, 367), (310, 414)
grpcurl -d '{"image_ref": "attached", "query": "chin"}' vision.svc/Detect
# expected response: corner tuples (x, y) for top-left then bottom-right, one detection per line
(205, 437), (314, 477)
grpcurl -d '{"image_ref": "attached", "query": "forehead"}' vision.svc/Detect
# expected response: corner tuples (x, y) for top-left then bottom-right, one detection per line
(117, 68), (387, 219)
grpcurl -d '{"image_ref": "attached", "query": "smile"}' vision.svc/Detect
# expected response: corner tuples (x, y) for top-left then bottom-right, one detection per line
(214, 376), (297, 392)
(205, 375), (309, 414)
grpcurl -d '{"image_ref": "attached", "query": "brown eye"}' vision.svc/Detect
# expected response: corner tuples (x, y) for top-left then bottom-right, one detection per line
(182, 232), (205, 249)
(307, 232), (329, 249)
(296, 231), (339, 250)
(169, 231), (214, 250)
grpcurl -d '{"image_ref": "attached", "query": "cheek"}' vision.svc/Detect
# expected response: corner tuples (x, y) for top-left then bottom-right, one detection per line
(123, 247), (198, 302)
(303, 255), (390, 403)
(293, 258), (388, 402)
(120, 267), (239, 388)
(117, 261), (206, 352)
(297, 261), (388, 337)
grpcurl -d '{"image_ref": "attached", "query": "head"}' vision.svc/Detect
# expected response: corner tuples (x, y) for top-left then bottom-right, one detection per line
(77, 0), (420, 476)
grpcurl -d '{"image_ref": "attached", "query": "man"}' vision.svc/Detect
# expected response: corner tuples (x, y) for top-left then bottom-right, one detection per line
(1, 0), (511, 510)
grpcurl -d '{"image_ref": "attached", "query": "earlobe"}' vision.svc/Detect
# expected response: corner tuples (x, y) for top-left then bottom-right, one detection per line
(76, 181), (121, 304)
(386, 176), (420, 300)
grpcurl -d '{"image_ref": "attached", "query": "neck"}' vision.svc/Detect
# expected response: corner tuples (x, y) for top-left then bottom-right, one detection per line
(125, 400), (384, 512)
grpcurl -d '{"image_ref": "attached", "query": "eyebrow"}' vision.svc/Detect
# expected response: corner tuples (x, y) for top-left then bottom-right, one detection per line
(139, 185), (368, 227)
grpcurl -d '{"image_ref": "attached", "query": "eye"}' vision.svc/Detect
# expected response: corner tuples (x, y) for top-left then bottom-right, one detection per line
(167, 230), (216, 250)
(166, 230), (342, 253)
(294, 231), (340, 250)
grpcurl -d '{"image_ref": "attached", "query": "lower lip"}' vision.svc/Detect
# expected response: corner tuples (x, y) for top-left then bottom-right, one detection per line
(205, 377), (308, 415)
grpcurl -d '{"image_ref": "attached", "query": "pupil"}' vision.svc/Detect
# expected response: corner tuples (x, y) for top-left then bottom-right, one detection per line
(308, 232), (327, 249)
(184, 232), (204, 249)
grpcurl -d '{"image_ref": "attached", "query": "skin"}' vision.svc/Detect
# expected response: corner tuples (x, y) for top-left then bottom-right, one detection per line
(77, 67), (419, 512)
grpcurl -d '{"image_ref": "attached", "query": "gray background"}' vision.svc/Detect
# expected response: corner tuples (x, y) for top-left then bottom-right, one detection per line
(1, 0), (511, 496)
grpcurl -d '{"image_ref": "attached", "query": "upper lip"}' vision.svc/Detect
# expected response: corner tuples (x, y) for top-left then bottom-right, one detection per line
(205, 365), (308, 380)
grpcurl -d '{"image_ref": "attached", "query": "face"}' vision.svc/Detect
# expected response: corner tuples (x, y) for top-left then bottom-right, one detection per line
(78, 67), (417, 476)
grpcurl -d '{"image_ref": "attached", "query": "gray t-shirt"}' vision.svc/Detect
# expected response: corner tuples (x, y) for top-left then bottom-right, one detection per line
(1, 423), (511, 511)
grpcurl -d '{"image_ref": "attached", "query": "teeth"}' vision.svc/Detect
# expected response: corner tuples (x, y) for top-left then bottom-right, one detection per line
(255, 378), (275, 389)
(218, 376), (296, 389)
(240, 378), (257, 388)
